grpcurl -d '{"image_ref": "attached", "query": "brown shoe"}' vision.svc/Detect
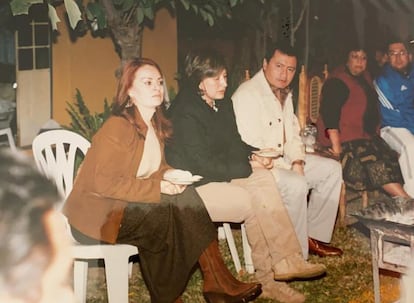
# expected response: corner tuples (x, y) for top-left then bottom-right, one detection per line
(308, 238), (343, 257)
(273, 253), (326, 280)
(173, 297), (183, 303)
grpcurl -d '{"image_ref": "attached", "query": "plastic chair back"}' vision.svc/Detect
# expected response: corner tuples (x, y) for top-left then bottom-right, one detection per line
(32, 129), (138, 303)
(32, 129), (90, 202)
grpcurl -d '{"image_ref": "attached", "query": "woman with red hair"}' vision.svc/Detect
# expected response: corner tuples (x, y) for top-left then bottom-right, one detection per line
(63, 58), (261, 303)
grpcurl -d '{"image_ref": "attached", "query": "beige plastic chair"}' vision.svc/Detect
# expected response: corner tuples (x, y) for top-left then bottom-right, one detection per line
(32, 129), (138, 303)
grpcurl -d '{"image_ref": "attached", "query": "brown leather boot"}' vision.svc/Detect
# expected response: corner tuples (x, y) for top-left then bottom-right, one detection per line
(198, 240), (262, 303)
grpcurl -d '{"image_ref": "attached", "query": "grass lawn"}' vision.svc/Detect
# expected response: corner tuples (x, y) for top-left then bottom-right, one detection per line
(85, 198), (402, 303)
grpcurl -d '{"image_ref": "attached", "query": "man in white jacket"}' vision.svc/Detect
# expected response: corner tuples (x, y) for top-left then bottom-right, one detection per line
(232, 41), (343, 261)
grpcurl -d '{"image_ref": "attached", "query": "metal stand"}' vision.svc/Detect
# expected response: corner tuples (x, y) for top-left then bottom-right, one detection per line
(369, 227), (414, 303)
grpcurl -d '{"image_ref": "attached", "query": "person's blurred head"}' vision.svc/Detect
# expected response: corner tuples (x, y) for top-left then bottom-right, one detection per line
(345, 45), (367, 76)
(112, 58), (171, 141)
(386, 39), (412, 74)
(184, 49), (228, 102)
(0, 150), (74, 303)
(262, 40), (298, 90)
(375, 49), (388, 67)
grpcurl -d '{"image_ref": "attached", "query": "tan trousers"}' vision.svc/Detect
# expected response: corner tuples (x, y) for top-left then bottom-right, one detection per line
(196, 168), (302, 281)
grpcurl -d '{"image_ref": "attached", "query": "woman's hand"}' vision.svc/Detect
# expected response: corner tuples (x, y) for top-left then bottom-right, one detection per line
(249, 154), (274, 169)
(160, 180), (187, 195)
(328, 147), (341, 160)
(326, 129), (342, 160)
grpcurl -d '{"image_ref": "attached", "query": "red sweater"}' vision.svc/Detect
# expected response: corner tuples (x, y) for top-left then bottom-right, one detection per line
(317, 66), (374, 146)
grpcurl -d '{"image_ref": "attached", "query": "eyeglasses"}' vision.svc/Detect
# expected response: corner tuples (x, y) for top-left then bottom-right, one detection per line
(388, 50), (408, 57)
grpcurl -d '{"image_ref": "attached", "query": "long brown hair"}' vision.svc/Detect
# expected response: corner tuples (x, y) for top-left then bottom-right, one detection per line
(112, 57), (172, 141)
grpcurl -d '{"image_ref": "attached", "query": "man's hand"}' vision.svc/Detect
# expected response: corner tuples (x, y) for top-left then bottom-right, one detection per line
(250, 154), (274, 169)
(291, 160), (305, 176)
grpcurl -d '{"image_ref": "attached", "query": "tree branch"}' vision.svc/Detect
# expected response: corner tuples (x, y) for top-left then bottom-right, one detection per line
(292, 0), (308, 33)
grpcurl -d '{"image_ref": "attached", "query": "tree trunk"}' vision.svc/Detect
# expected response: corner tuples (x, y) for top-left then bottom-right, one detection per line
(100, 0), (143, 77)
(110, 24), (143, 76)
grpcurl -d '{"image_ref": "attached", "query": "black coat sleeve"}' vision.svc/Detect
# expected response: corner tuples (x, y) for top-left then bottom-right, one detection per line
(320, 78), (349, 129)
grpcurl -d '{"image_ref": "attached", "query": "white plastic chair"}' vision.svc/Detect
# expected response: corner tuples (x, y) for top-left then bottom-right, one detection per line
(0, 108), (16, 151)
(32, 129), (138, 303)
(218, 223), (254, 274)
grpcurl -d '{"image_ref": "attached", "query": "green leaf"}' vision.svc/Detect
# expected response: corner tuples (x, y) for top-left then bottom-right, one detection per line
(10, 0), (43, 16)
(75, 89), (91, 117)
(121, 0), (135, 12)
(66, 102), (88, 138)
(64, 0), (82, 29)
(65, 89), (111, 141)
(203, 4), (215, 14)
(143, 6), (154, 20)
(86, 2), (107, 29)
(48, 4), (61, 31)
(229, 0), (238, 7)
(190, 4), (198, 14)
(207, 13), (214, 26)
(85, 2), (97, 20)
(179, 0), (190, 10)
(136, 8), (144, 24)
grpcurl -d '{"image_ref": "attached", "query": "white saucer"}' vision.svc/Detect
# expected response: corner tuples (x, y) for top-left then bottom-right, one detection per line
(252, 149), (282, 158)
(163, 169), (203, 185)
(164, 176), (203, 185)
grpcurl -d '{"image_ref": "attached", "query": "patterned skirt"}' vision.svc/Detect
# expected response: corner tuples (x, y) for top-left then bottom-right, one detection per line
(341, 136), (403, 192)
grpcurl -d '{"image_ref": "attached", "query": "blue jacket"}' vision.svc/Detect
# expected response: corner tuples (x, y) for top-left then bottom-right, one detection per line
(374, 63), (414, 134)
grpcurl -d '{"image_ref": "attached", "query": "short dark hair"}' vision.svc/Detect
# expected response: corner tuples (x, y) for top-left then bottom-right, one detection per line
(0, 150), (60, 300)
(184, 48), (227, 87)
(385, 37), (410, 52)
(264, 40), (299, 62)
(344, 43), (367, 61)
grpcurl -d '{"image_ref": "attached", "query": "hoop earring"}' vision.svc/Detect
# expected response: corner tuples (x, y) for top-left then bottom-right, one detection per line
(125, 97), (133, 108)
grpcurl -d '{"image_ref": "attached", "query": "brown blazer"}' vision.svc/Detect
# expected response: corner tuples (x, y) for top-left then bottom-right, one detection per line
(63, 114), (171, 243)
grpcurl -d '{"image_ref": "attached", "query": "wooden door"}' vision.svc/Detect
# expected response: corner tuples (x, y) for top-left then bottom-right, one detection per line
(15, 3), (51, 147)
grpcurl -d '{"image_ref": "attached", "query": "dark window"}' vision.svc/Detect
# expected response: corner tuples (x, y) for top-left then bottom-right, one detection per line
(17, 25), (32, 47)
(18, 49), (33, 70)
(16, 3), (50, 71)
(35, 47), (49, 69)
(35, 24), (49, 46)
(29, 3), (49, 22)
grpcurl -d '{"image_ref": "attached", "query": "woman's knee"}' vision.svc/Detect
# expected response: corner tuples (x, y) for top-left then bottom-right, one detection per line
(196, 183), (253, 222)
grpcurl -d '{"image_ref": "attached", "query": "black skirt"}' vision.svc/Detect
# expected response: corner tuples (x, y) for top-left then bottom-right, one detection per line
(341, 136), (404, 192)
(116, 186), (217, 303)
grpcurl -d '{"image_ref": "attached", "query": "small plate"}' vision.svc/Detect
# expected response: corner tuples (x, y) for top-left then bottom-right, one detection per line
(164, 169), (203, 184)
(252, 149), (282, 158)
(164, 176), (203, 185)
